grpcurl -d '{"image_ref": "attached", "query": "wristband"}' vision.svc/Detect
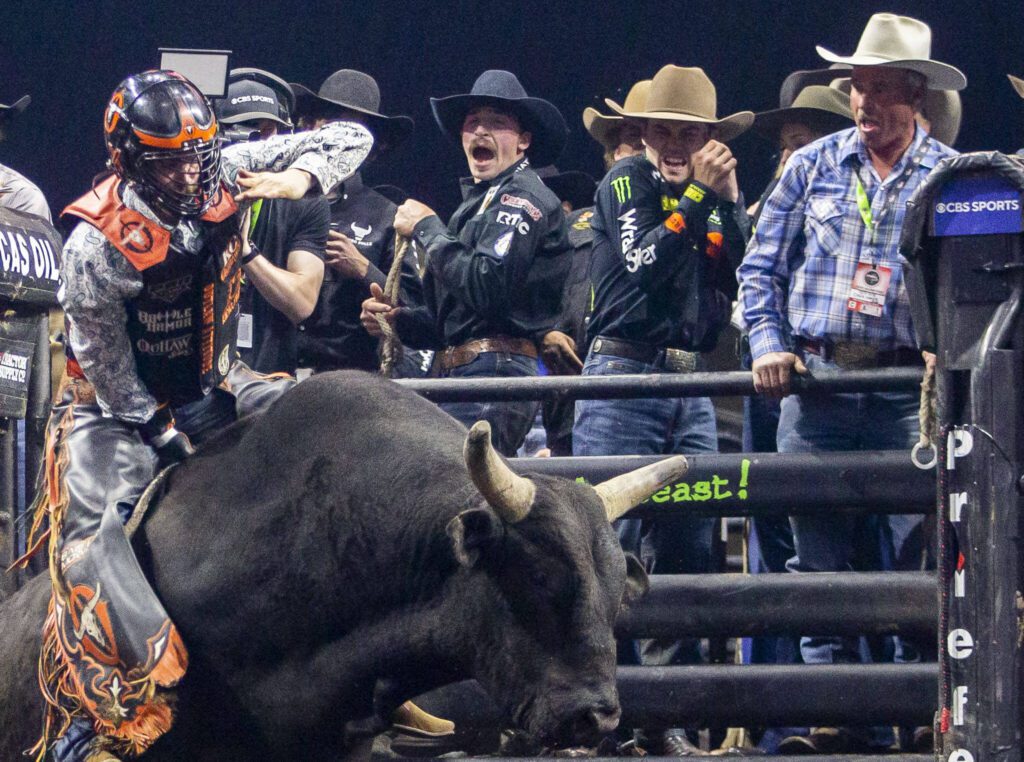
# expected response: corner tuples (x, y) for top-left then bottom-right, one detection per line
(242, 243), (262, 265)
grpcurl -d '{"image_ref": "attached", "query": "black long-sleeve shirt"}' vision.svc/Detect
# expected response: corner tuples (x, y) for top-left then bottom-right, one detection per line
(396, 159), (570, 350)
(586, 154), (750, 352)
(297, 173), (422, 371)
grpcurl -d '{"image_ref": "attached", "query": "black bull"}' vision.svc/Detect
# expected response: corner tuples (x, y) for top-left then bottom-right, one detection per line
(0, 371), (685, 760)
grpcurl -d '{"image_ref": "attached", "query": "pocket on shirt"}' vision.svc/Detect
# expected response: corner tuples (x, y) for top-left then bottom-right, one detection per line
(805, 197), (847, 254)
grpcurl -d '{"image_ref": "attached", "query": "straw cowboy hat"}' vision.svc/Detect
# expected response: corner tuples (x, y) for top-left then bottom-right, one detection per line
(583, 79), (651, 149)
(431, 69), (568, 167)
(0, 94), (30, 125)
(605, 65), (754, 142)
(816, 13), (966, 91)
(292, 69), (414, 150)
(1009, 74), (1024, 100)
(753, 82), (853, 141)
(832, 77), (962, 146)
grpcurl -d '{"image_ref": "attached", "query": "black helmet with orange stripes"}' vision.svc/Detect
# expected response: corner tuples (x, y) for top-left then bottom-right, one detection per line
(104, 70), (222, 217)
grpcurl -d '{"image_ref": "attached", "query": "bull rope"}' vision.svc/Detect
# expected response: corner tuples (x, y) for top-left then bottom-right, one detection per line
(912, 361), (938, 469)
(375, 233), (410, 378)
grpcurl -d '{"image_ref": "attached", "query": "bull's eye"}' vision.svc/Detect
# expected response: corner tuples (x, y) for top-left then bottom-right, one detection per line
(529, 570), (549, 589)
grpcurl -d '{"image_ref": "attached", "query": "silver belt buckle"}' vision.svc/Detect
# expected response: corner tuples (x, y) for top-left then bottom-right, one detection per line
(663, 348), (698, 373)
(832, 341), (879, 369)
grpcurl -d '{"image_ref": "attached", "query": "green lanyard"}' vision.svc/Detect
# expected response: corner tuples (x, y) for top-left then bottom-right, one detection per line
(854, 137), (931, 244)
(248, 199), (263, 236)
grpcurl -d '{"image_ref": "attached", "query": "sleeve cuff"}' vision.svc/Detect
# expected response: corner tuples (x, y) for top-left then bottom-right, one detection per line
(747, 322), (787, 359)
(675, 180), (719, 224)
(412, 214), (447, 248)
(289, 155), (330, 194)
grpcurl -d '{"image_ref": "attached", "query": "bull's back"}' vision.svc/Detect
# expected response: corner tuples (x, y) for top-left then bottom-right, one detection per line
(0, 573), (51, 759)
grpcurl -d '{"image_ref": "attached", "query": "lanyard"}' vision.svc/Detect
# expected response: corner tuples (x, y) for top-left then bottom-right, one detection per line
(248, 198), (264, 236)
(854, 136), (931, 243)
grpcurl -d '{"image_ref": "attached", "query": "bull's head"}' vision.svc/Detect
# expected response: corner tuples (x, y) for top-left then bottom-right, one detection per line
(445, 421), (687, 748)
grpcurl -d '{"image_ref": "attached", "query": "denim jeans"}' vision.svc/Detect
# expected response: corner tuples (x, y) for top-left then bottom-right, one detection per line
(440, 351), (539, 457)
(777, 353), (922, 666)
(573, 350), (717, 668)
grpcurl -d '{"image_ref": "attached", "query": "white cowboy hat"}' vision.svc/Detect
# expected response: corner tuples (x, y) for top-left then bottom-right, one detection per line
(816, 13), (966, 91)
(605, 65), (754, 142)
(1009, 74), (1024, 100)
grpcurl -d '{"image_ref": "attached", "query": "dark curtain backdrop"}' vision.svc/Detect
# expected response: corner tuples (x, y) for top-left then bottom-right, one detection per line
(0, 0), (1021, 225)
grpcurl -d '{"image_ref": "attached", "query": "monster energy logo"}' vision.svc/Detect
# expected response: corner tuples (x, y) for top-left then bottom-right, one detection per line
(611, 176), (631, 204)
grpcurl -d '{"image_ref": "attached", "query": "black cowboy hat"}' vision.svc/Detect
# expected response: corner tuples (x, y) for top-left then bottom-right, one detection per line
(430, 69), (568, 167)
(0, 95), (30, 125)
(291, 70), (413, 151)
(536, 166), (597, 210)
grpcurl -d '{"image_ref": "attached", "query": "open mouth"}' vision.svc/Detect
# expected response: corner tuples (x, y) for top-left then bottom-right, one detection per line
(472, 145), (495, 162)
(662, 157), (687, 171)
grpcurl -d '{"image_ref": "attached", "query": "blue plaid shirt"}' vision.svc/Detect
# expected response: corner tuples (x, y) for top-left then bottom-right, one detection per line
(738, 125), (956, 359)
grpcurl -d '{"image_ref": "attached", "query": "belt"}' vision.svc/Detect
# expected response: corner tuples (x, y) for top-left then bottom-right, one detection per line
(590, 335), (699, 374)
(441, 337), (537, 371)
(797, 337), (923, 369)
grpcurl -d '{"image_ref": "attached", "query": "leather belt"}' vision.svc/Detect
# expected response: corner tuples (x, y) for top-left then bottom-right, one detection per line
(590, 335), (699, 374)
(797, 337), (923, 370)
(441, 336), (537, 371)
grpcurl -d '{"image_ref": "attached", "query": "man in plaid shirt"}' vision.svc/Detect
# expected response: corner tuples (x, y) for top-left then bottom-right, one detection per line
(738, 13), (965, 753)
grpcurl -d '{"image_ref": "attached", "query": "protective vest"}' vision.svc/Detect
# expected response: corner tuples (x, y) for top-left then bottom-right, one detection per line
(63, 176), (243, 405)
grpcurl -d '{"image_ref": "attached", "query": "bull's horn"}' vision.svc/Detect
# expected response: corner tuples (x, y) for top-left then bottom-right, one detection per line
(595, 455), (689, 522)
(464, 421), (536, 523)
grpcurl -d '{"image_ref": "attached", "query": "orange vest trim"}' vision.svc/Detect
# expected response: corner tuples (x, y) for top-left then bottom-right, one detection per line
(62, 177), (238, 271)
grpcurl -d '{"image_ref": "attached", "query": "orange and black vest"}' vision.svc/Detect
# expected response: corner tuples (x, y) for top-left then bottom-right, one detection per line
(63, 176), (243, 406)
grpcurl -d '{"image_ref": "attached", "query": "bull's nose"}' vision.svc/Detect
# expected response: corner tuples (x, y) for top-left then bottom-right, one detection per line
(568, 703), (621, 743)
(588, 704), (621, 736)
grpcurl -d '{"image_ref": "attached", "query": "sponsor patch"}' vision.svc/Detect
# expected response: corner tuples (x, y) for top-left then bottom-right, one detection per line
(350, 222), (373, 242)
(683, 184), (705, 203)
(496, 210), (530, 235)
(500, 194), (542, 221)
(661, 195), (678, 211)
(137, 307), (193, 333)
(625, 244), (656, 273)
(148, 275), (193, 304)
(664, 212), (686, 233)
(119, 221), (154, 254)
(136, 334), (193, 358)
(217, 345), (231, 376)
(572, 210), (594, 230)
(705, 232), (723, 259)
(493, 230), (514, 258)
(611, 176), (632, 204)
(618, 208), (638, 252)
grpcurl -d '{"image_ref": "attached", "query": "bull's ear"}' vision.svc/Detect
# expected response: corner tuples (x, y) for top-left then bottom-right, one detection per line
(447, 508), (504, 568)
(622, 553), (650, 606)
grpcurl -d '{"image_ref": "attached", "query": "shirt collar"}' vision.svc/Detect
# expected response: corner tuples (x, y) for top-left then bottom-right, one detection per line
(459, 157), (531, 200)
(841, 124), (935, 173)
(331, 171), (364, 202)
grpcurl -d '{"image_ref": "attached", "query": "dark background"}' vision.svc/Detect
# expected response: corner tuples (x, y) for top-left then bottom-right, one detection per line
(0, 0), (1021, 224)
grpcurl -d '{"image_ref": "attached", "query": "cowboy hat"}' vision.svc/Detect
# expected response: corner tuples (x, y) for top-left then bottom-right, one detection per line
(832, 77), (962, 146)
(1009, 74), (1024, 100)
(816, 13), (966, 91)
(605, 65), (754, 142)
(777, 66), (849, 109)
(292, 69), (414, 150)
(430, 69), (568, 167)
(753, 83), (853, 142)
(0, 95), (30, 125)
(583, 79), (651, 149)
(536, 166), (597, 210)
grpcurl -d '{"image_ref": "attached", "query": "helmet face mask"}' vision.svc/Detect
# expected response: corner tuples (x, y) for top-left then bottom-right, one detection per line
(105, 71), (223, 217)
